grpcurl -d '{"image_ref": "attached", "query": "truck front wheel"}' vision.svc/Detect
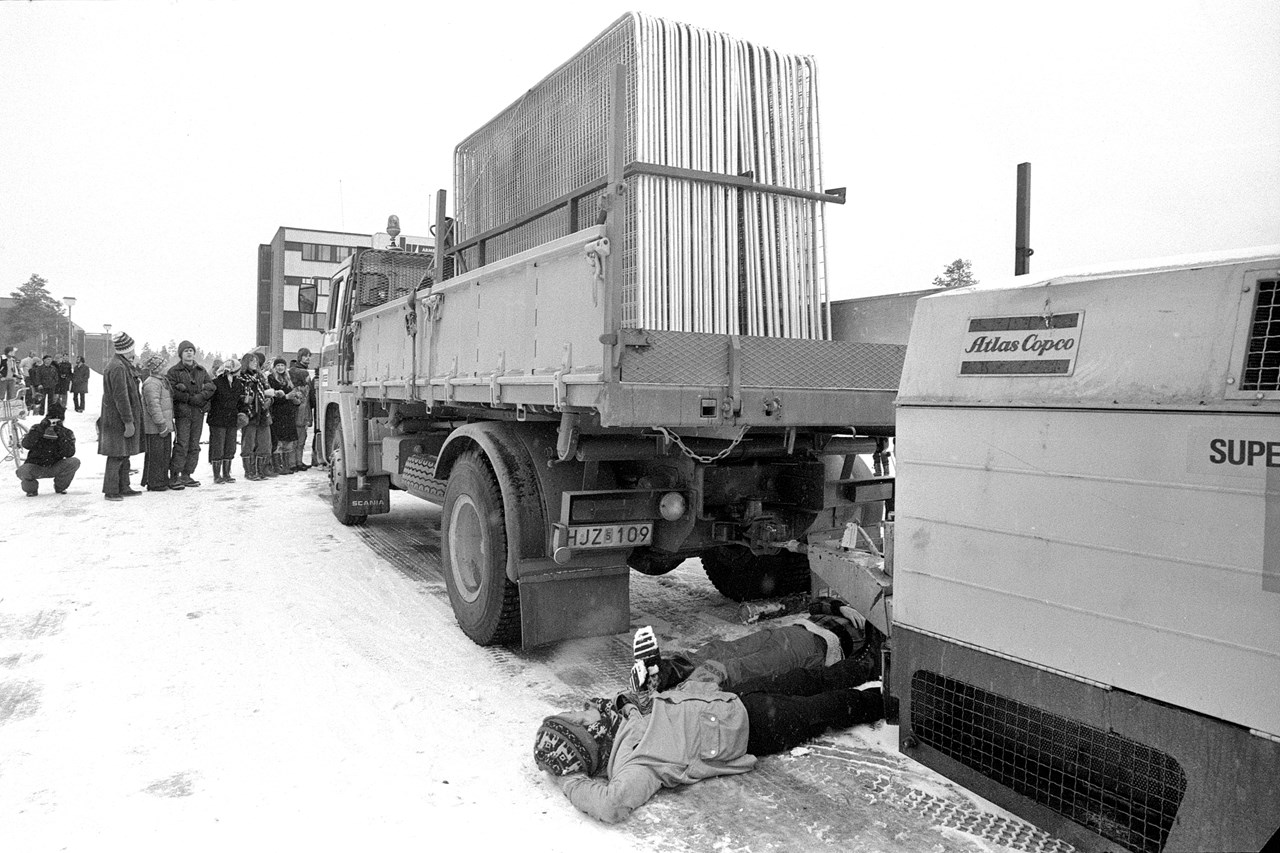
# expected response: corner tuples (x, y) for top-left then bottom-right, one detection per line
(441, 450), (521, 645)
(328, 421), (367, 527)
(701, 546), (810, 602)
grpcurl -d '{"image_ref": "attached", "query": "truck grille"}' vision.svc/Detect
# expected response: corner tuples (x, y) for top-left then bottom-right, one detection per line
(1242, 277), (1280, 391)
(910, 670), (1186, 853)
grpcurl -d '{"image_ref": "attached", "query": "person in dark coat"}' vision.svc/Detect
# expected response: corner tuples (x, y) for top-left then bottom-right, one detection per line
(166, 339), (215, 488)
(206, 357), (246, 484)
(71, 356), (91, 412)
(98, 332), (144, 501)
(54, 353), (73, 406)
(15, 401), (80, 496)
(267, 357), (298, 476)
(289, 348), (314, 470)
(0, 346), (18, 401)
(29, 355), (58, 416)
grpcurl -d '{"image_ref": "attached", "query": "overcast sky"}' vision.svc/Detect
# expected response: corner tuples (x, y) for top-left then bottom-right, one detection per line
(2, 0), (1277, 355)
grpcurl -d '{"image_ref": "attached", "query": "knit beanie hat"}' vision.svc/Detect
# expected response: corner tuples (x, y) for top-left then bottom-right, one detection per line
(272, 357), (287, 367)
(533, 717), (597, 777)
(144, 354), (166, 374)
(113, 331), (135, 354)
(533, 698), (623, 777)
(46, 401), (66, 420)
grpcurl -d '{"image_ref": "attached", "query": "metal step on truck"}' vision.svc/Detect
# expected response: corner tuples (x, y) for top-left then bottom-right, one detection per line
(314, 14), (901, 648)
(817, 247), (1280, 853)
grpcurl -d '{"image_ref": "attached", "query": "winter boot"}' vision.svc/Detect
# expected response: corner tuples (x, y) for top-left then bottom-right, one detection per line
(213, 461), (226, 484)
(260, 455), (279, 478)
(222, 459), (237, 483)
(293, 446), (309, 472)
(276, 450), (294, 475)
(242, 456), (259, 481)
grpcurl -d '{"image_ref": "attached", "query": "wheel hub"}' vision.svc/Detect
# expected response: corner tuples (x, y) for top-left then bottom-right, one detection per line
(448, 496), (486, 604)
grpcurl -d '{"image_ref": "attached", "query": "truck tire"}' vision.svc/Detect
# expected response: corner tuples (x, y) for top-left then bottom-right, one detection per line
(701, 546), (811, 602)
(328, 422), (367, 527)
(441, 449), (521, 645)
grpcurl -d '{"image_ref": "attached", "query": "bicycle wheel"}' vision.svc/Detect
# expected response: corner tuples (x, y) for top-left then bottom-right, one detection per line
(2, 421), (27, 470)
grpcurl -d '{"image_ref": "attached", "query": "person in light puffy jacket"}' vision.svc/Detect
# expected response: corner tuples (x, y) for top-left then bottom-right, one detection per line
(166, 340), (215, 488)
(535, 621), (883, 824)
(141, 354), (181, 492)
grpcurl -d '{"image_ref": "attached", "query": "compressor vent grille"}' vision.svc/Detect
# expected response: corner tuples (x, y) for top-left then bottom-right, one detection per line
(1242, 277), (1280, 391)
(910, 670), (1186, 853)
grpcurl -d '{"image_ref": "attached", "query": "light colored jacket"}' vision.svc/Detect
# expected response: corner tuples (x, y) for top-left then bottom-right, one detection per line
(560, 680), (755, 823)
(141, 375), (174, 435)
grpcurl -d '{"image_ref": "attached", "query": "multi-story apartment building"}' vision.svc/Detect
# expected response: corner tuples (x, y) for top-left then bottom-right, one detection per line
(257, 226), (432, 359)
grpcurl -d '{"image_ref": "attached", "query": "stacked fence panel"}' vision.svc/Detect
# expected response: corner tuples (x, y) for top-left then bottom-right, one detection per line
(453, 12), (828, 339)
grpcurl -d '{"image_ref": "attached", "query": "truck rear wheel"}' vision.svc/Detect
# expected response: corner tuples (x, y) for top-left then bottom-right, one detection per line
(328, 422), (367, 527)
(441, 450), (521, 645)
(701, 546), (811, 602)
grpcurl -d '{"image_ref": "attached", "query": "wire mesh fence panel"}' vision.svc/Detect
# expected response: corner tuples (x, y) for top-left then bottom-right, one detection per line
(452, 12), (830, 339)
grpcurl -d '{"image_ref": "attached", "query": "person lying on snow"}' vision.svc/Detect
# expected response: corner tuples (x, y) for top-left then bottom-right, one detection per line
(534, 600), (884, 824)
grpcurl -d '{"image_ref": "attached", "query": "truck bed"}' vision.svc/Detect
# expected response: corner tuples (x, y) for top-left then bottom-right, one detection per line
(348, 225), (903, 430)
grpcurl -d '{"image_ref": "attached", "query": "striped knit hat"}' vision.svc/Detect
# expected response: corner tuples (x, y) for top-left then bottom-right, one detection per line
(113, 331), (136, 353)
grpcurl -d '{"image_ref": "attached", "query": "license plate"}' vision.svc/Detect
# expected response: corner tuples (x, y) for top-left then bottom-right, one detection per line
(566, 523), (653, 549)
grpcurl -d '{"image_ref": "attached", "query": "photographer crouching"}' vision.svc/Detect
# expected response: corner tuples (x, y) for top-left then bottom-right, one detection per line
(16, 401), (80, 496)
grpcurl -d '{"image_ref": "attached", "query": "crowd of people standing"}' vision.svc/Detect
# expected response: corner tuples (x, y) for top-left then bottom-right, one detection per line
(8, 332), (319, 499)
(96, 332), (318, 500)
(1, 347), (88, 413)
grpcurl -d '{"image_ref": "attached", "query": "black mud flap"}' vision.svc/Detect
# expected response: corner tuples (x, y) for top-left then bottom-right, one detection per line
(517, 562), (630, 648)
(346, 475), (391, 515)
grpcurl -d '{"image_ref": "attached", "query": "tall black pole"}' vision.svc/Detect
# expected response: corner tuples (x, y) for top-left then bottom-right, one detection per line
(1015, 162), (1032, 275)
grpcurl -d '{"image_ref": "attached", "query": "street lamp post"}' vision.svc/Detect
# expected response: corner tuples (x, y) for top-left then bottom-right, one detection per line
(63, 296), (77, 358)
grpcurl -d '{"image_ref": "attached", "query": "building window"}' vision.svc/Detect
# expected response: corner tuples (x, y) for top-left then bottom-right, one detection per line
(301, 244), (316, 261)
(317, 277), (331, 296)
(300, 314), (317, 330)
(283, 311), (302, 329)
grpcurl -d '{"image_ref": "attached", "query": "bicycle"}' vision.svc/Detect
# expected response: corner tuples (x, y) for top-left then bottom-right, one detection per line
(1, 398), (29, 470)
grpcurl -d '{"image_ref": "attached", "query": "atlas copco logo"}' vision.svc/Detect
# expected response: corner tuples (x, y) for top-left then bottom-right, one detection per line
(959, 312), (1084, 377)
(963, 334), (1077, 357)
(1209, 439), (1280, 468)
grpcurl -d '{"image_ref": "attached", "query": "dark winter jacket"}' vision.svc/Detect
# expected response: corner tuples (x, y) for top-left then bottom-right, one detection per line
(207, 372), (248, 429)
(268, 372), (299, 442)
(29, 363), (59, 394)
(71, 363), (91, 393)
(167, 361), (216, 417)
(21, 418), (76, 468)
(55, 359), (73, 394)
(98, 354), (143, 456)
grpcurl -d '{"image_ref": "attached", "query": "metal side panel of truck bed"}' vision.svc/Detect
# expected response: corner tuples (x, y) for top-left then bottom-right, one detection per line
(347, 225), (904, 430)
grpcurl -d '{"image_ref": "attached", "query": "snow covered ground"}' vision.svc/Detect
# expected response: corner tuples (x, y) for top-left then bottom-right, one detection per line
(1, 400), (1071, 853)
